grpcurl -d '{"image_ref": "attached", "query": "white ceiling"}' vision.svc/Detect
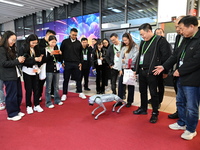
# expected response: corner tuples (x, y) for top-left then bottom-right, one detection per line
(0, 0), (80, 24)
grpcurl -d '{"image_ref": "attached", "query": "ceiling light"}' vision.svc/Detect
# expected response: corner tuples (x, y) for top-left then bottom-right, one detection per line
(112, 9), (122, 13)
(138, 9), (144, 12)
(0, 0), (24, 7)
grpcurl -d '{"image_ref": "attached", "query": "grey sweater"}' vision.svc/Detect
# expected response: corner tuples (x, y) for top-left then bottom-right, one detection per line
(118, 45), (139, 71)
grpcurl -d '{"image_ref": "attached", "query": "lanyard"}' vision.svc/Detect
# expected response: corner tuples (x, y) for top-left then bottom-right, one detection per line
(82, 49), (88, 55)
(113, 44), (121, 54)
(96, 50), (102, 59)
(47, 47), (57, 62)
(141, 35), (157, 55)
(178, 36), (183, 47)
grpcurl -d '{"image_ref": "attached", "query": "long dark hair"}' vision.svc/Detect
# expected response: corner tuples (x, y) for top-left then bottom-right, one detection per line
(0, 30), (17, 59)
(122, 33), (136, 53)
(95, 39), (103, 51)
(23, 34), (40, 56)
(102, 38), (110, 49)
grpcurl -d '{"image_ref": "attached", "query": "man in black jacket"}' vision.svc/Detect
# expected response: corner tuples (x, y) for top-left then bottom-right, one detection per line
(153, 16), (200, 140)
(80, 37), (92, 91)
(133, 23), (171, 123)
(38, 29), (57, 101)
(60, 28), (86, 101)
(106, 33), (122, 94)
(168, 16), (185, 119)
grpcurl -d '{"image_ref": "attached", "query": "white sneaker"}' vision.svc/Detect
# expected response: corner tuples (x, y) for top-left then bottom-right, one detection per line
(169, 122), (186, 130)
(18, 112), (25, 117)
(61, 94), (67, 101)
(181, 130), (197, 140)
(7, 115), (22, 121)
(79, 93), (86, 99)
(27, 106), (34, 114)
(58, 102), (63, 105)
(48, 104), (54, 108)
(0, 102), (5, 110)
(33, 105), (44, 112)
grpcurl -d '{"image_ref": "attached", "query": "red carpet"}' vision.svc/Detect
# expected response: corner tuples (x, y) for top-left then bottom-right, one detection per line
(0, 85), (200, 150)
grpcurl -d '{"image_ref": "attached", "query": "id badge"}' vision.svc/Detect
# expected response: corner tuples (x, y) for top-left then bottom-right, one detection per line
(33, 65), (38, 73)
(179, 60), (183, 67)
(139, 55), (144, 65)
(83, 54), (87, 61)
(56, 62), (60, 71)
(97, 59), (102, 65)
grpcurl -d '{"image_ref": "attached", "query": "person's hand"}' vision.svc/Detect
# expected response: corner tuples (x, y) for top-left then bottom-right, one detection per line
(79, 63), (82, 71)
(153, 66), (164, 75)
(133, 71), (137, 79)
(163, 74), (168, 79)
(116, 53), (120, 57)
(59, 50), (62, 55)
(119, 70), (123, 76)
(173, 70), (180, 77)
(35, 55), (43, 62)
(122, 59), (125, 63)
(18, 56), (25, 63)
(110, 65), (113, 69)
(100, 57), (103, 61)
(62, 63), (65, 68)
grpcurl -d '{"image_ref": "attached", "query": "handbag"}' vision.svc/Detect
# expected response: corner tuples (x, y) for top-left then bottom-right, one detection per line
(39, 63), (46, 80)
(122, 69), (136, 85)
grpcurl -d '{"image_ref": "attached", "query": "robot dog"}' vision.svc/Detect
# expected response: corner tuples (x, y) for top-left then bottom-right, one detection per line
(88, 94), (126, 120)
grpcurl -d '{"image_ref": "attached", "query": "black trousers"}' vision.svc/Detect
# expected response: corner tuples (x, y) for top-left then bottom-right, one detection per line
(105, 66), (111, 86)
(118, 74), (135, 104)
(4, 78), (22, 117)
(23, 73), (40, 107)
(139, 69), (159, 114)
(96, 65), (106, 93)
(110, 68), (119, 94)
(81, 68), (90, 89)
(158, 75), (164, 104)
(63, 62), (82, 94)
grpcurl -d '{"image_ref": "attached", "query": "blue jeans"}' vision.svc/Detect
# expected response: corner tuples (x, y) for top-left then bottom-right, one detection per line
(0, 80), (5, 103)
(176, 78), (200, 133)
(45, 73), (61, 107)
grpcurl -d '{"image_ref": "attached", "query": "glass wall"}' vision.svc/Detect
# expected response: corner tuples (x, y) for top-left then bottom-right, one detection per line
(83, 0), (99, 15)
(24, 15), (34, 37)
(15, 18), (24, 39)
(128, 0), (157, 26)
(36, 11), (43, 25)
(68, 2), (81, 17)
(102, 0), (125, 29)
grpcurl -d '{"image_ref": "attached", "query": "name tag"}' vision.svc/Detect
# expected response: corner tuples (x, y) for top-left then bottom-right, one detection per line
(139, 55), (144, 65)
(179, 60), (183, 67)
(83, 54), (87, 61)
(98, 59), (102, 65)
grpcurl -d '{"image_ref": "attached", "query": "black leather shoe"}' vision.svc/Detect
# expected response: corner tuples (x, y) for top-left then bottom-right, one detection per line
(84, 88), (91, 91)
(97, 92), (101, 94)
(150, 114), (158, 123)
(168, 111), (179, 119)
(126, 103), (132, 107)
(113, 102), (123, 107)
(133, 108), (147, 115)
